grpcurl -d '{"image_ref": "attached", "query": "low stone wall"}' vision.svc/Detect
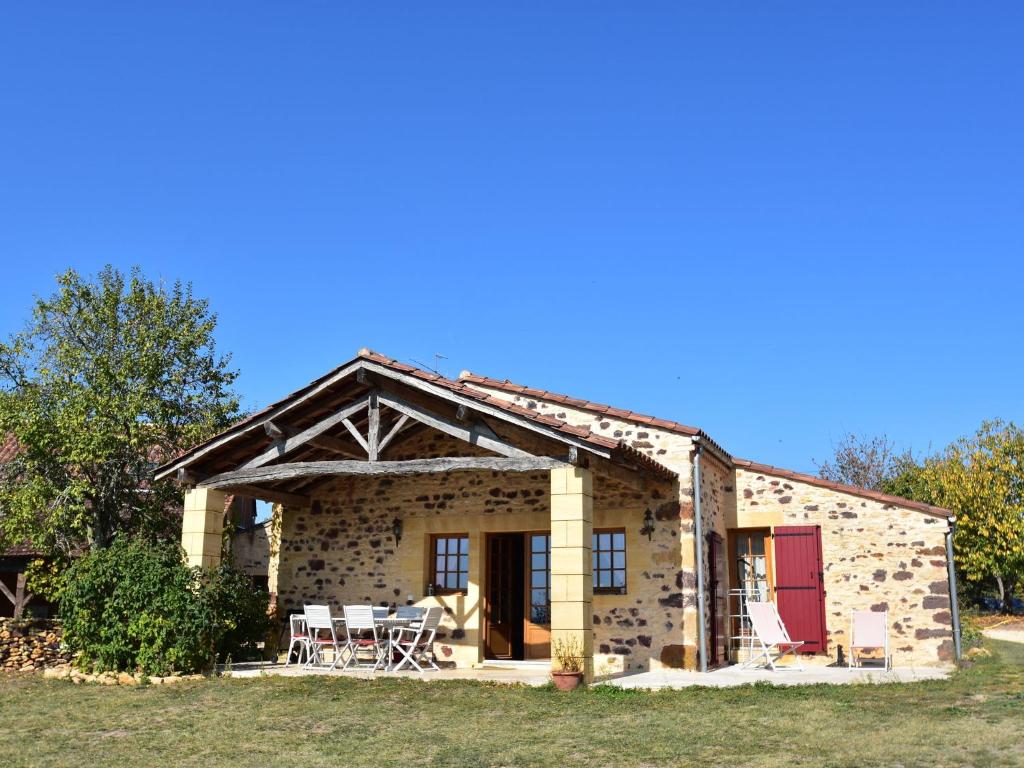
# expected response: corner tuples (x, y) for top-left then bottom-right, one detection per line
(0, 618), (72, 672)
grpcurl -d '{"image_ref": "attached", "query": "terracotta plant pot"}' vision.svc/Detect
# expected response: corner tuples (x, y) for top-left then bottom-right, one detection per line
(552, 670), (584, 691)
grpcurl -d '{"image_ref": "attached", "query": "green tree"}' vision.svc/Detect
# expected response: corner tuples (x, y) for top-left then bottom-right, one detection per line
(0, 266), (241, 562)
(923, 420), (1024, 608)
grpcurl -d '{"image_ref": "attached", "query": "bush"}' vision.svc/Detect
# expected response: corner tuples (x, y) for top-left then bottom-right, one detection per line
(59, 539), (268, 675)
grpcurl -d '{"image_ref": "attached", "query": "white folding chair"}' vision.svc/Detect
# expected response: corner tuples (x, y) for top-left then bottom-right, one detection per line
(743, 601), (805, 671)
(849, 610), (889, 670)
(372, 606), (390, 621)
(392, 606), (443, 672)
(303, 604), (345, 670)
(341, 605), (387, 671)
(284, 613), (311, 667)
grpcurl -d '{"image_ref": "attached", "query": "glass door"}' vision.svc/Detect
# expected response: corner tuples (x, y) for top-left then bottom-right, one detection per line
(524, 533), (551, 659)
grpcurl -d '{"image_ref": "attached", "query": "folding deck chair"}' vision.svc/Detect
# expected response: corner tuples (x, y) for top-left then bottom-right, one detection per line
(392, 606), (443, 672)
(849, 610), (890, 670)
(743, 601), (805, 671)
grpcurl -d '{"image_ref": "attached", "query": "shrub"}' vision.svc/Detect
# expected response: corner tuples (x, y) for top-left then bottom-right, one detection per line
(60, 539), (268, 675)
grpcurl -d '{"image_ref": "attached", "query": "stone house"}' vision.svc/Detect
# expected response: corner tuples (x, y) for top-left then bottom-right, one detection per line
(155, 349), (958, 680)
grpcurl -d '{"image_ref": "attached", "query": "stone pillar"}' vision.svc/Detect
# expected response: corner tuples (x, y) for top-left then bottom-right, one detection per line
(549, 466), (594, 682)
(181, 487), (227, 568)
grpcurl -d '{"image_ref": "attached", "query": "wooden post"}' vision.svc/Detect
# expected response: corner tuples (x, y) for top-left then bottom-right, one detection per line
(181, 487), (227, 568)
(549, 466), (594, 682)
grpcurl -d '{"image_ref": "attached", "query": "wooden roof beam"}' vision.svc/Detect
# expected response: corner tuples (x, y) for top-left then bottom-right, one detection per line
(238, 395), (372, 471)
(376, 391), (534, 459)
(202, 456), (570, 488)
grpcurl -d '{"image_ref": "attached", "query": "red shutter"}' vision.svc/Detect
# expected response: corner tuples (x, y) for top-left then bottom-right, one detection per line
(773, 525), (828, 653)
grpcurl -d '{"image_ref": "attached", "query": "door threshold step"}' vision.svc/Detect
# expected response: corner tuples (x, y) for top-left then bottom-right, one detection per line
(480, 660), (550, 669)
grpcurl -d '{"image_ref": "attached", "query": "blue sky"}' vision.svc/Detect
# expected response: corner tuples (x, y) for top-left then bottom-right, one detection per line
(1, 3), (1021, 474)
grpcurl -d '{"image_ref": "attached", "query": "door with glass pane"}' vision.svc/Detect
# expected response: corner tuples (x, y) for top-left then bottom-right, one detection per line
(524, 533), (551, 659)
(729, 529), (774, 656)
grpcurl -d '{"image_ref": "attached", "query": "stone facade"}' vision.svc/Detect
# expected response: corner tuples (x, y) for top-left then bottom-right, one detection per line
(271, 427), (682, 676)
(732, 468), (954, 666)
(463, 382), (955, 668)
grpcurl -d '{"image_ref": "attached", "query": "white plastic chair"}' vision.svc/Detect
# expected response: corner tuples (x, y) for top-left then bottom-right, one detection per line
(392, 606), (443, 672)
(849, 610), (889, 670)
(284, 613), (311, 667)
(303, 604), (345, 670)
(342, 605), (387, 671)
(743, 601), (805, 670)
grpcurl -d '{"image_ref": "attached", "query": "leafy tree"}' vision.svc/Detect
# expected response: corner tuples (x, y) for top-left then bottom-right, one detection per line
(0, 266), (241, 563)
(922, 420), (1024, 608)
(814, 433), (916, 491)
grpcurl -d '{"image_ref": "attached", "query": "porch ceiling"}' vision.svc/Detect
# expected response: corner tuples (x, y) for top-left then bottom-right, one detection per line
(155, 350), (676, 503)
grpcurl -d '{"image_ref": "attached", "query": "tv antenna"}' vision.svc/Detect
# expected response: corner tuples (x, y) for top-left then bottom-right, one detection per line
(409, 353), (449, 375)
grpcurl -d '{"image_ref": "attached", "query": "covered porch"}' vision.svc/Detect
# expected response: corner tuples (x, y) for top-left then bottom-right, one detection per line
(156, 350), (679, 682)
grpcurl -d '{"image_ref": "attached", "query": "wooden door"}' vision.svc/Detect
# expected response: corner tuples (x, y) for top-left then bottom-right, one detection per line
(485, 534), (524, 659)
(773, 525), (828, 654)
(524, 533), (551, 659)
(706, 532), (727, 666)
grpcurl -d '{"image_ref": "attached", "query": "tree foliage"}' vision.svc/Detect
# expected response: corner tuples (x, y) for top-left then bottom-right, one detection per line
(921, 420), (1024, 604)
(0, 266), (241, 559)
(817, 423), (1024, 606)
(814, 433), (916, 491)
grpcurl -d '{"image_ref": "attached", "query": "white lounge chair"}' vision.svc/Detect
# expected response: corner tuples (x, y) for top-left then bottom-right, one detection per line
(849, 610), (889, 670)
(392, 606), (443, 672)
(743, 601), (805, 671)
(284, 613), (311, 667)
(341, 605), (387, 671)
(303, 604), (345, 670)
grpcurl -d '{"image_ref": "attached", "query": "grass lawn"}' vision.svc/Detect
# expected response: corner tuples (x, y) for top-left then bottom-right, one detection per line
(2, 640), (1022, 768)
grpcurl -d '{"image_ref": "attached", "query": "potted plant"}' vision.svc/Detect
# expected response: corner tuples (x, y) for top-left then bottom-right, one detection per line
(551, 636), (585, 691)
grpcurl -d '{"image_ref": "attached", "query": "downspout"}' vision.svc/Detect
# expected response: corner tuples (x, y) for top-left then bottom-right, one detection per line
(692, 439), (708, 673)
(945, 515), (963, 661)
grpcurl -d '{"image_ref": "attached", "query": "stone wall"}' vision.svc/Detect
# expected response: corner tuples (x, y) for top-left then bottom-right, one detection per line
(466, 383), (703, 668)
(274, 427), (682, 674)
(733, 468), (954, 666)
(0, 619), (70, 672)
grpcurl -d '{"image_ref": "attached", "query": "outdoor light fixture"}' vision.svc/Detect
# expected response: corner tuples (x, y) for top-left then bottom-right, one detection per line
(641, 508), (655, 540)
(392, 516), (403, 545)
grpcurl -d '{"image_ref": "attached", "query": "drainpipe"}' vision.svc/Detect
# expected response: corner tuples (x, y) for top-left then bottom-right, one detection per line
(945, 515), (962, 661)
(692, 439), (708, 674)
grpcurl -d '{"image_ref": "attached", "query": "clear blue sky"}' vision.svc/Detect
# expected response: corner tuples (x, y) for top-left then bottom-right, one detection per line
(1, 3), (1021, 474)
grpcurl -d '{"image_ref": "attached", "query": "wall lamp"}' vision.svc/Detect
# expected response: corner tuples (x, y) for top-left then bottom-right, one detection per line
(641, 508), (655, 540)
(392, 517), (403, 545)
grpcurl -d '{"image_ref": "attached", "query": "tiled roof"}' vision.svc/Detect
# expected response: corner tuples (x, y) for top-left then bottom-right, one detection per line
(1, 542), (45, 557)
(156, 348), (953, 517)
(457, 369), (952, 518)
(357, 350), (676, 479)
(732, 458), (952, 519)
(457, 371), (731, 457)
